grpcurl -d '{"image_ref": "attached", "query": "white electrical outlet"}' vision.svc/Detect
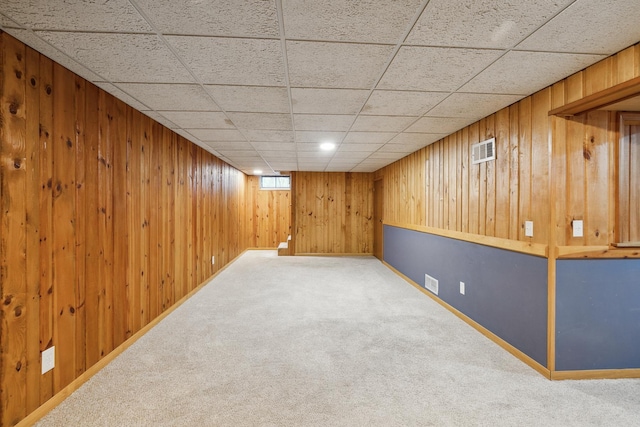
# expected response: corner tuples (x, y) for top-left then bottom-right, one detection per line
(41, 346), (55, 374)
(211, 256), (215, 265)
(460, 281), (465, 295)
(572, 220), (583, 237)
(525, 221), (534, 237)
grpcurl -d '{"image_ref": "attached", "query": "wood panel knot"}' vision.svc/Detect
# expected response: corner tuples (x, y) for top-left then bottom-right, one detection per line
(15, 70), (22, 80)
(13, 158), (22, 169)
(45, 85), (52, 95)
(583, 147), (592, 160)
(66, 138), (73, 148)
(30, 77), (37, 87)
(14, 306), (22, 317)
(15, 361), (22, 372)
(3, 295), (12, 305)
(9, 101), (19, 115)
(69, 306), (75, 314)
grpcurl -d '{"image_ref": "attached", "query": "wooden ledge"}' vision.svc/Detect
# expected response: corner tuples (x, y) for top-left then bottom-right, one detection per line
(549, 75), (640, 116)
(556, 245), (640, 259)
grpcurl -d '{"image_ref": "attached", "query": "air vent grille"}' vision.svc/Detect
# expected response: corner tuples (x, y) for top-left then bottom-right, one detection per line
(424, 273), (439, 295)
(472, 137), (496, 164)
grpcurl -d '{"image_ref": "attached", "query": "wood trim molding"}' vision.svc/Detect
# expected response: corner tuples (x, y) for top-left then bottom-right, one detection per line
(551, 369), (640, 380)
(383, 262), (552, 379)
(549, 76), (640, 117)
(294, 252), (374, 257)
(556, 245), (640, 259)
(384, 221), (548, 257)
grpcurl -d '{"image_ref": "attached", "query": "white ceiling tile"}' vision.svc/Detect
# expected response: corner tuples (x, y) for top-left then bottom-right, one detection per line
(37, 32), (194, 83)
(297, 150), (334, 159)
(185, 129), (246, 142)
(282, 0), (423, 44)
(362, 90), (448, 116)
(1, 0), (151, 32)
(378, 46), (502, 91)
(117, 83), (219, 111)
(259, 151), (298, 160)
(135, 0), (279, 38)
(269, 163), (298, 171)
(387, 133), (442, 146)
(206, 86), (290, 113)
(244, 130), (294, 143)
(351, 116), (416, 132)
(338, 143), (384, 152)
(407, 0), (573, 49)
(369, 151), (408, 159)
(460, 51), (605, 96)
(217, 150), (261, 159)
(1, 13), (20, 27)
(295, 131), (345, 143)
(343, 132), (396, 144)
(291, 88), (369, 114)
(92, 82), (150, 111)
(203, 142), (255, 151)
(427, 93), (523, 119)
(517, 0), (640, 54)
(405, 117), (474, 134)
(293, 115), (355, 131)
(250, 142), (296, 151)
(141, 111), (179, 130)
(161, 111), (234, 129)
(287, 41), (394, 89)
(379, 144), (420, 154)
(351, 164), (384, 172)
(226, 113), (292, 131)
(333, 151), (371, 161)
(167, 36), (285, 86)
(3, 29), (105, 82)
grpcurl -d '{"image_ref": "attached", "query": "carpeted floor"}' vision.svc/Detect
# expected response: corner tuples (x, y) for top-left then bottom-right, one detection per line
(36, 250), (640, 426)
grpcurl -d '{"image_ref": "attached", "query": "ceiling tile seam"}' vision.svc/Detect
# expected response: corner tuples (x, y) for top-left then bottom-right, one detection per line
(276, 0), (299, 173)
(349, 0), (583, 172)
(127, 0), (276, 175)
(32, 29), (155, 36)
(328, 0), (434, 172)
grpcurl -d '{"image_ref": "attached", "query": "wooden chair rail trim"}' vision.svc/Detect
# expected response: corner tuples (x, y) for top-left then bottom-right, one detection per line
(384, 222), (548, 257)
(556, 245), (640, 259)
(549, 75), (640, 116)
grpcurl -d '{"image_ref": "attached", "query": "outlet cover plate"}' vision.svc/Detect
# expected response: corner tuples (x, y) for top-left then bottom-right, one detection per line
(211, 256), (215, 265)
(572, 220), (583, 237)
(525, 221), (534, 237)
(42, 346), (55, 374)
(460, 281), (465, 295)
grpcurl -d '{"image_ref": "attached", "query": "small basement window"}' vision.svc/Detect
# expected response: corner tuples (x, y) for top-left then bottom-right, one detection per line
(260, 175), (290, 190)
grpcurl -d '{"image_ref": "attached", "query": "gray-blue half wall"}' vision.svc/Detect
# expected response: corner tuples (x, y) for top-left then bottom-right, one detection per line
(384, 225), (548, 367)
(556, 259), (640, 371)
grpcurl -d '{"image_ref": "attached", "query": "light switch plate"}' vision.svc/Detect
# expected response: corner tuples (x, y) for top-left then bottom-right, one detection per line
(525, 221), (534, 237)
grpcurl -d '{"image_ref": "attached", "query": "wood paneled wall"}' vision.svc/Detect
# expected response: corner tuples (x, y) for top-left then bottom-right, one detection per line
(292, 172), (373, 254)
(245, 176), (291, 248)
(378, 42), (640, 250)
(0, 33), (248, 426)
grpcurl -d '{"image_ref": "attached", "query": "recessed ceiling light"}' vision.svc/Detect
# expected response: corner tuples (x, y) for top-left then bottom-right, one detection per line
(320, 142), (336, 151)
(253, 169), (263, 175)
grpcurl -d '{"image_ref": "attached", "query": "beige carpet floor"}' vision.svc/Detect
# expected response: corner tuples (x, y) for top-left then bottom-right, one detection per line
(36, 250), (640, 426)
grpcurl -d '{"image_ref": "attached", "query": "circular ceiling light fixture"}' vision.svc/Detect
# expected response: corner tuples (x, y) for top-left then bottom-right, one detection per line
(320, 142), (336, 151)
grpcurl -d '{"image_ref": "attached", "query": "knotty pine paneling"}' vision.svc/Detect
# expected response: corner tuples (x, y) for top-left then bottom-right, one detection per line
(380, 42), (640, 249)
(0, 33), (248, 427)
(293, 172), (373, 254)
(245, 176), (291, 248)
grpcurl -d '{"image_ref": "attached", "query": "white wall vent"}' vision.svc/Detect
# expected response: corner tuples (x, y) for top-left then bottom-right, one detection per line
(424, 273), (439, 295)
(471, 137), (496, 164)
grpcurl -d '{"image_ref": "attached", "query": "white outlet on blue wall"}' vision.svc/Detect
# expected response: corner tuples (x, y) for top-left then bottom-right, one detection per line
(460, 281), (465, 295)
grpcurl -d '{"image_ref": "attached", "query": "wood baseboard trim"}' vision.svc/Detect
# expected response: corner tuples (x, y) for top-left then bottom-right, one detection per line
(294, 252), (374, 257)
(16, 249), (248, 427)
(551, 369), (640, 380)
(383, 261), (552, 380)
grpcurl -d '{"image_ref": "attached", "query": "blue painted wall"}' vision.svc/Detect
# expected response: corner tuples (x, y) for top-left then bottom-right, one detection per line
(384, 225), (548, 366)
(556, 259), (640, 370)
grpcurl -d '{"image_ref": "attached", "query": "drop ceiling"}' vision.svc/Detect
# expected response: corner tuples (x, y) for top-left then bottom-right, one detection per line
(1, 0), (639, 175)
